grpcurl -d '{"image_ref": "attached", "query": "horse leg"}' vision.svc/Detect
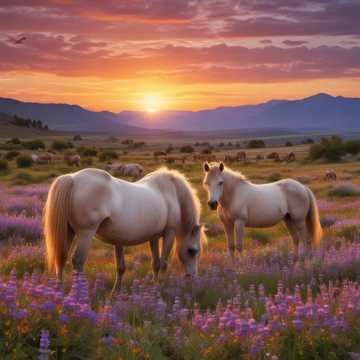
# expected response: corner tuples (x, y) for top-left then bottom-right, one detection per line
(284, 216), (300, 258)
(294, 220), (311, 256)
(160, 229), (175, 274)
(220, 213), (235, 256)
(56, 226), (75, 282)
(149, 237), (160, 281)
(234, 219), (245, 254)
(71, 228), (96, 272)
(111, 244), (125, 296)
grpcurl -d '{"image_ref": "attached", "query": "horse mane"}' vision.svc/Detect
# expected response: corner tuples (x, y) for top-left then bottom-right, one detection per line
(224, 166), (248, 182)
(143, 167), (207, 246)
(208, 162), (248, 183)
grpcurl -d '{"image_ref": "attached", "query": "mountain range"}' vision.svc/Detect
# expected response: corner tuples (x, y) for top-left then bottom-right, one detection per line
(0, 93), (359, 134)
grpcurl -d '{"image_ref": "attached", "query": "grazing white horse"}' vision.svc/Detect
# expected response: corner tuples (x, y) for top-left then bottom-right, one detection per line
(44, 167), (205, 294)
(203, 162), (322, 257)
(106, 163), (144, 178)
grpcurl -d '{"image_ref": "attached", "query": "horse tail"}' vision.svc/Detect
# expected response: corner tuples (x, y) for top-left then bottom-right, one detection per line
(43, 174), (74, 276)
(305, 186), (322, 248)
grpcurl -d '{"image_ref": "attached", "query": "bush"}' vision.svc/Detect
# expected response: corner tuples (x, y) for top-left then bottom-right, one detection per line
(248, 230), (271, 245)
(73, 134), (82, 141)
(345, 140), (360, 156)
(247, 139), (265, 149)
(51, 140), (74, 151)
(201, 148), (212, 154)
(16, 155), (33, 168)
(166, 145), (174, 154)
(180, 145), (194, 153)
(0, 159), (9, 172)
(308, 136), (345, 162)
(266, 172), (282, 182)
(22, 139), (45, 150)
(5, 150), (20, 160)
(328, 183), (360, 197)
(81, 157), (93, 166)
(98, 150), (118, 162)
(6, 137), (21, 145)
(78, 147), (98, 157)
(12, 172), (35, 185)
(285, 141), (293, 147)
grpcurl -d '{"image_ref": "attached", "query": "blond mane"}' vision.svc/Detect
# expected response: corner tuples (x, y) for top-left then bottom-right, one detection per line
(141, 167), (206, 246)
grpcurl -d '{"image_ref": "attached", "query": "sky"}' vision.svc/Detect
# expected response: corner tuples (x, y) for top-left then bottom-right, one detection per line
(0, 0), (359, 112)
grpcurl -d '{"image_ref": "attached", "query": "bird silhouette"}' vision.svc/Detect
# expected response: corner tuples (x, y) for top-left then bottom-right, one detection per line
(14, 36), (26, 44)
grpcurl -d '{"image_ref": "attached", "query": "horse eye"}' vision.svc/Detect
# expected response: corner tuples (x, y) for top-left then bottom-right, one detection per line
(187, 248), (198, 257)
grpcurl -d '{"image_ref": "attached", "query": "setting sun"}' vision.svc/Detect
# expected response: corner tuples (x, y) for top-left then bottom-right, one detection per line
(144, 94), (163, 113)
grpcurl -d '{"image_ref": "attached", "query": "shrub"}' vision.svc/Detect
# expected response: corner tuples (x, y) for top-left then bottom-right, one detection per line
(336, 226), (360, 241)
(121, 138), (133, 145)
(202, 148), (212, 154)
(266, 172), (282, 182)
(12, 172), (35, 185)
(51, 140), (74, 151)
(81, 157), (93, 166)
(6, 137), (21, 145)
(247, 139), (265, 149)
(166, 145), (174, 154)
(73, 134), (82, 141)
(78, 147), (98, 157)
(285, 141), (293, 147)
(22, 139), (45, 150)
(328, 183), (360, 197)
(98, 150), (118, 162)
(0, 159), (9, 172)
(180, 145), (194, 153)
(345, 140), (360, 156)
(4, 150), (19, 160)
(16, 155), (33, 168)
(248, 230), (271, 245)
(308, 136), (345, 162)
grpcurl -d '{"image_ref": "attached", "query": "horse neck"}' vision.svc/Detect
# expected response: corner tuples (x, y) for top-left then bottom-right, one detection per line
(172, 176), (198, 233)
(220, 170), (249, 207)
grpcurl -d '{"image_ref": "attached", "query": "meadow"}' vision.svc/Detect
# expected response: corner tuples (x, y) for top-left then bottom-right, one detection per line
(1, 134), (360, 359)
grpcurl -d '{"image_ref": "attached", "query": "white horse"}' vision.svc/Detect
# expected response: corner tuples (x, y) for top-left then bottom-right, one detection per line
(203, 162), (322, 257)
(44, 167), (205, 294)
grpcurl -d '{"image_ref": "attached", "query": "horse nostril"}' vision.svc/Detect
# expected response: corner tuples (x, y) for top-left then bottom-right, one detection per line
(208, 201), (218, 210)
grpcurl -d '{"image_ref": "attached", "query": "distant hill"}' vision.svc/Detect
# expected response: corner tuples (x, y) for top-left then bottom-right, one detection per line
(0, 98), (151, 135)
(0, 93), (359, 133)
(0, 112), (52, 137)
(119, 93), (360, 131)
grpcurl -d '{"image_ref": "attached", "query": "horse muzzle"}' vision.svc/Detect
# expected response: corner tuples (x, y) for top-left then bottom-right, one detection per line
(208, 200), (218, 210)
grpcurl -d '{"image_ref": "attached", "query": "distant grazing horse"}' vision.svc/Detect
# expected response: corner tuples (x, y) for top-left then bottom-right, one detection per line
(267, 152), (281, 162)
(324, 170), (337, 181)
(120, 163), (144, 178)
(283, 152), (296, 162)
(32, 152), (53, 164)
(237, 151), (247, 162)
(44, 168), (205, 294)
(193, 154), (216, 162)
(203, 162), (322, 257)
(65, 154), (81, 166)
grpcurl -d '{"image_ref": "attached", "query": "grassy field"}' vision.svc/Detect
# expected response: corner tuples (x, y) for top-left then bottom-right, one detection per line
(1, 134), (360, 359)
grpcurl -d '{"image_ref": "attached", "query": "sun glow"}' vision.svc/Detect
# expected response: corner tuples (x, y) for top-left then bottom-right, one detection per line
(144, 94), (163, 113)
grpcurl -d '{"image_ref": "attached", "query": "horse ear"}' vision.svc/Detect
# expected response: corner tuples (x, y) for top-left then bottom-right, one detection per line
(219, 162), (224, 172)
(204, 162), (210, 172)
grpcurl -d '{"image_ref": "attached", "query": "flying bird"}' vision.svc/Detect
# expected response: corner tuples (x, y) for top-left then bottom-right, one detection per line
(14, 36), (26, 44)
(8, 36), (27, 45)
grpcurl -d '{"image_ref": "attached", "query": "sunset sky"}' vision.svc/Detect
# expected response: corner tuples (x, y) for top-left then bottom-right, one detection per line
(0, 0), (359, 112)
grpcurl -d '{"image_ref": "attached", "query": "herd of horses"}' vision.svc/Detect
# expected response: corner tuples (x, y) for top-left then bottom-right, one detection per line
(31, 152), (81, 166)
(44, 162), (322, 295)
(154, 151), (296, 165)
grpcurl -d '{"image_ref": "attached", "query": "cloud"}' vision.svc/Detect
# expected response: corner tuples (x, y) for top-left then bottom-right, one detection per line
(283, 40), (308, 46)
(1, 35), (359, 84)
